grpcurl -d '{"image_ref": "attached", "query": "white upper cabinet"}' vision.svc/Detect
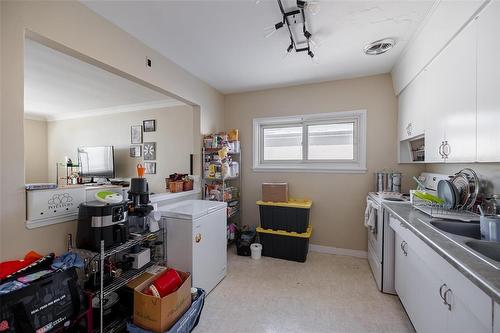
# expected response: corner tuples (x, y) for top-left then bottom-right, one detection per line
(398, 69), (428, 141)
(424, 19), (477, 163)
(392, 1), (485, 94)
(477, 1), (500, 162)
(426, 19), (477, 163)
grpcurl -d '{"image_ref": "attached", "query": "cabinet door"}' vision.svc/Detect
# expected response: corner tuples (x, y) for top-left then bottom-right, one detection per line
(446, 291), (491, 333)
(394, 233), (409, 303)
(405, 238), (447, 332)
(398, 69), (428, 141)
(393, 228), (447, 333)
(477, 1), (500, 162)
(425, 20), (477, 163)
(495, 302), (500, 333)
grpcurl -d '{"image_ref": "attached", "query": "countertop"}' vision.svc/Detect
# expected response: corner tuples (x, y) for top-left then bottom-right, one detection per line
(383, 202), (500, 303)
(150, 188), (201, 204)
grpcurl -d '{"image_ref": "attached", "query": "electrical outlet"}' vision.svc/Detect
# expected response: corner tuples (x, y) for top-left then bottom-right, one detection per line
(146, 57), (152, 68)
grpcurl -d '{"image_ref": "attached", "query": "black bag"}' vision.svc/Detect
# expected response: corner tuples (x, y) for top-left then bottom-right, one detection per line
(0, 267), (84, 332)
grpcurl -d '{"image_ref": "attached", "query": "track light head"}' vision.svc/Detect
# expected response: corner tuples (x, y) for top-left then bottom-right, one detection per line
(297, 0), (307, 9)
(304, 30), (312, 40)
(308, 49), (314, 58)
(275, 21), (284, 30)
(287, 43), (294, 53)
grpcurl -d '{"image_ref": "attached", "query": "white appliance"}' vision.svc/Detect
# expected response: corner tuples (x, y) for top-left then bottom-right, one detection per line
(159, 200), (227, 294)
(366, 172), (450, 294)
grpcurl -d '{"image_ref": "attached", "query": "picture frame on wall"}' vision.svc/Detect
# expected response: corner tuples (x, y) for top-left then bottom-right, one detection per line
(131, 125), (143, 144)
(130, 145), (142, 157)
(144, 162), (156, 174)
(143, 142), (156, 160)
(143, 119), (156, 132)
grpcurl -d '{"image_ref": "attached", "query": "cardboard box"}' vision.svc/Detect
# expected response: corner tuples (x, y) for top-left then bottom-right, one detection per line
(262, 183), (289, 202)
(133, 270), (192, 333)
(121, 266), (168, 317)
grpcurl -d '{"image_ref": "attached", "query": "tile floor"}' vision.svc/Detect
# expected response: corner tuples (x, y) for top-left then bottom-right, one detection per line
(194, 248), (414, 333)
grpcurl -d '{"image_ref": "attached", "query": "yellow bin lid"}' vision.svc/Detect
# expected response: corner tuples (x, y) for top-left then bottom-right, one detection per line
(256, 226), (312, 238)
(256, 198), (312, 209)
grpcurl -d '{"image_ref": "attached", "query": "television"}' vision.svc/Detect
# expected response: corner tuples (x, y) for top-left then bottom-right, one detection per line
(78, 146), (115, 179)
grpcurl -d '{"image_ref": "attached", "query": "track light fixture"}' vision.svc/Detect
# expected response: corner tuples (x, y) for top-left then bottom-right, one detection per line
(265, 0), (319, 60)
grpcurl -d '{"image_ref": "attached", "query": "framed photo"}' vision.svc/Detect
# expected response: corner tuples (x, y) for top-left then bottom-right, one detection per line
(131, 125), (143, 144)
(143, 142), (156, 160)
(129, 145), (142, 157)
(143, 119), (156, 132)
(144, 162), (156, 174)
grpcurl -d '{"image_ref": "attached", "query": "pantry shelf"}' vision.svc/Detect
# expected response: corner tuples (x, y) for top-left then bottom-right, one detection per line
(202, 132), (242, 243)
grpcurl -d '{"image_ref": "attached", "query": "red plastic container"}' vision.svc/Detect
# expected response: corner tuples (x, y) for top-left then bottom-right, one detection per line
(148, 269), (182, 298)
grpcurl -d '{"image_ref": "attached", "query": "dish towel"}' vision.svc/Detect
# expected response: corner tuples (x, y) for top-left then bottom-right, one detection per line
(364, 201), (377, 232)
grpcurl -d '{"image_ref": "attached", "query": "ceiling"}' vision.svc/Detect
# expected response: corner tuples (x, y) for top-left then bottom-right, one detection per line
(24, 38), (183, 121)
(83, 0), (435, 94)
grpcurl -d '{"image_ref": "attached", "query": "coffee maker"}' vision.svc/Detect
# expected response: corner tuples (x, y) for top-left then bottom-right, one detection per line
(127, 178), (154, 233)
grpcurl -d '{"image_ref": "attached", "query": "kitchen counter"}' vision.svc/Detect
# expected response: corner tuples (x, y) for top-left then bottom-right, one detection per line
(383, 202), (500, 303)
(150, 188), (201, 206)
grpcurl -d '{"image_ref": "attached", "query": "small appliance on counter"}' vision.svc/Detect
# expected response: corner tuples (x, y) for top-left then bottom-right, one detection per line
(76, 200), (128, 251)
(127, 178), (155, 234)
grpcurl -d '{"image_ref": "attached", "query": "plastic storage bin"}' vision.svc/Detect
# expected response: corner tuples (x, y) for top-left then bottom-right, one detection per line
(256, 226), (312, 262)
(256, 199), (312, 233)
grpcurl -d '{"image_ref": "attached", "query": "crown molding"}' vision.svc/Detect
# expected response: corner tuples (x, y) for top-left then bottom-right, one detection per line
(25, 99), (186, 122)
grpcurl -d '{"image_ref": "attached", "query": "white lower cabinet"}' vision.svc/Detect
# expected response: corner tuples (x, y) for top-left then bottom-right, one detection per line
(390, 216), (493, 333)
(495, 302), (500, 333)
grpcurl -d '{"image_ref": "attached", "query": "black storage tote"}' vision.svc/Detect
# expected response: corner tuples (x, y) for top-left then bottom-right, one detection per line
(257, 226), (312, 262)
(257, 199), (312, 233)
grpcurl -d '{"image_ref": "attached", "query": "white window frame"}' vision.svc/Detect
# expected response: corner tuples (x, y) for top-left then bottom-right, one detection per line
(253, 110), (367, 173)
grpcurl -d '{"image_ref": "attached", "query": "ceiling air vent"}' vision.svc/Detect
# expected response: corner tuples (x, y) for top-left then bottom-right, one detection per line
(364, 38), (396, 55)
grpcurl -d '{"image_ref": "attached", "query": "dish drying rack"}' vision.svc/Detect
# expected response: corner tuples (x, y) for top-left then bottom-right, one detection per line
(412, 196), (480, 222)
(412, 168), (480, 222)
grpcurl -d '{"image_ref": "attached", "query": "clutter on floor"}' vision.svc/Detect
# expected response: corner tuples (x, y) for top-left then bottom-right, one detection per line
(3, 174), (212, 332)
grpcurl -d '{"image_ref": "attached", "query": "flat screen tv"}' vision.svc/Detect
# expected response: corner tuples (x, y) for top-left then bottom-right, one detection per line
(78, 146), (115, 179)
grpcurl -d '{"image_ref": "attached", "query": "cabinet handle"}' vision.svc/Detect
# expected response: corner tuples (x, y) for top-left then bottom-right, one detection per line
(195, 233), (202, 243)
(443, 141), (451, 158)
(439, 283), (447, 301)
(400, 241), (408, 256)
(443, 288), (453, 311)
(403, 241), (408, 256)
(438, 142), (445, 158)
(406, 123), (412, 136)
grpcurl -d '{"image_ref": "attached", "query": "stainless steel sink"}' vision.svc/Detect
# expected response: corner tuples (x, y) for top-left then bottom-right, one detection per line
(465, 240), (500, 262)
(430, 220), (481, 239)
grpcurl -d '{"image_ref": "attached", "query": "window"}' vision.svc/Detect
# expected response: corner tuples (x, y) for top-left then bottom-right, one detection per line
(253, 110), (366, 172)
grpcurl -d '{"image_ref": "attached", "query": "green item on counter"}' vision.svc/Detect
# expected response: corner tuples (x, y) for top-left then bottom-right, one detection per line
(414, 191), (445, 204)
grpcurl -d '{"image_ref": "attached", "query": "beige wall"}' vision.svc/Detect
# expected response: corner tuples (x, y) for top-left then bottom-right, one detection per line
(46, 106), (193, 193)
(225, 74), (425, 252)
(24, 119), (49, 183)
(0, 0), (223, 260)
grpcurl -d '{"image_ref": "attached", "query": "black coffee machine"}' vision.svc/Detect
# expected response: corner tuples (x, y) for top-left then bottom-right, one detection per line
(127, 178), (154, 233)
(76, 201), (128, 251)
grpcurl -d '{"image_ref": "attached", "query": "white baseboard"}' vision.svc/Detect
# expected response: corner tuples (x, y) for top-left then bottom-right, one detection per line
(309, 244), (368, 259)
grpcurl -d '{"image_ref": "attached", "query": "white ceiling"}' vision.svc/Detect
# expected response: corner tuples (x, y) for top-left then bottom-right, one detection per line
(83, 0), (434, 93)
(24, 38), (182, 121)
